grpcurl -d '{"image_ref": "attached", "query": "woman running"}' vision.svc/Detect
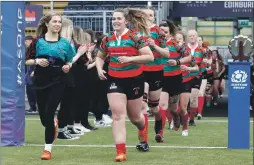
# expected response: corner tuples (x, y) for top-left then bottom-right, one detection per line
(196, 40), (210, 119)
(212, 50), (225, 106)
(138, 6), (169, 144)
(178, 30), (201, 136)
(25, 12), (87, 160)
(179, 52), (199, 136)
(165, 30), (187, 130)
(158, 22), (191, 141)
(96, 8), (153, 162)
(204, 50), (217, 107)
(187, 30), (207, 126)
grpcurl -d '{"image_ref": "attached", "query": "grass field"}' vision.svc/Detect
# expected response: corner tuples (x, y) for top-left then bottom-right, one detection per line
(1, 116), (253, 165)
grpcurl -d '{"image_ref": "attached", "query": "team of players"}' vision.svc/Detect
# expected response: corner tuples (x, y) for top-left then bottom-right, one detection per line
(25, 7), (225, 162)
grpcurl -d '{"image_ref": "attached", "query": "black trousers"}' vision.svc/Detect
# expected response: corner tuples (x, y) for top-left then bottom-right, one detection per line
(74, 82), (91, 126)
(73, 65), (91, 127)
(26, 84), (37, 111)
(90, 79), (109, 121)
(57, 86), (76, 128)
(57, 70), (76, 128)
(36, 83), (65, 144)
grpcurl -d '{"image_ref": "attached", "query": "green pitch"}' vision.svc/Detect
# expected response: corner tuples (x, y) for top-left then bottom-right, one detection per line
(1, 116), (253, 165)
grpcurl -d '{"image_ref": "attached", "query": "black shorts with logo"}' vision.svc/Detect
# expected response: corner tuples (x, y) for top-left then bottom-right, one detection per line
(143, 70), (163, 91)
(162, 74), (183, 96)
(107, 74), (144, 100)
(192, 77), (202, 89)
(181, 80), (193, 93)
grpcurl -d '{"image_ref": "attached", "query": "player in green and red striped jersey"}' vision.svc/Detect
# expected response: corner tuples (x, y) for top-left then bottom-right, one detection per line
(96, 8), (154, 162)
(179, 46), (200, 136)
(135, 6), (169, 145)
(186, 30), (208, 127)
(212, 50), (226, 106)
(204, 50), (217, 108)
(164, 31), (187, 130)
(197, 41), (212, 119)
(157, 21), (192, 141)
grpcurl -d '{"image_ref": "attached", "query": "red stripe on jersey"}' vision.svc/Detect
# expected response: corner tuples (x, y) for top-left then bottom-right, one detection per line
(108, 68), (143, 78)
(109, 61), (132, 68)
(142, 65), (163, 71)
(163, 70), (182, 76)
(182, 76), (194, 83)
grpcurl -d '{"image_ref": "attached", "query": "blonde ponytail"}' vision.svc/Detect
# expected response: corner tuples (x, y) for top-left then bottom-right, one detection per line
(114, 8), (150, 37)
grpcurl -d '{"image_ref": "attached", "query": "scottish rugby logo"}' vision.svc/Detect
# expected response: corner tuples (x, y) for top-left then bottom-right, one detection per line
(231, 70), (248, 83)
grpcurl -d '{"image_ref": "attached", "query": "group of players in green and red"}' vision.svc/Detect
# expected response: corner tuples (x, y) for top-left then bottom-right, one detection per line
(27, 6), (225, 162)
(96, 7), (225, 162)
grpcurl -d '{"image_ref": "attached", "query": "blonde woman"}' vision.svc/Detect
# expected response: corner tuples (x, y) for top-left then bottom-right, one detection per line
(138, 6), (169, 144)
(72, 28), (98, 132)
(186, 30), (206, 127)
(57, 21), (88, 140)
(25, 12), (87, 160)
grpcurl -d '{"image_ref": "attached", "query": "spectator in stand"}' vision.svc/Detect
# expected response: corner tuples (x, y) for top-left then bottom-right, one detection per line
(25, 35), (37, 113)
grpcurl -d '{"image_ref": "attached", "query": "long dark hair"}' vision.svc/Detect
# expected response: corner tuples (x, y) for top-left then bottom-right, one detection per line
(36, 12), (62, 37)
(212, 50), (223, 61)
(159, 20), (178, 36)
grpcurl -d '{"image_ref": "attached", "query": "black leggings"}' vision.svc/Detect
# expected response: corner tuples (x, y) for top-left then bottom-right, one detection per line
(72, 64), (91, 126)
(57, 86), (76, 128)
(36, 83), (65, 144)
(74, 84), (91, 126)
(90, 80), (109, 121)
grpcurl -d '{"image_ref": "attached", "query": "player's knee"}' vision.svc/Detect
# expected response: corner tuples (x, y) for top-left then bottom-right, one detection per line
(148, 99), (159, 108)
(159, 103), (168, 110)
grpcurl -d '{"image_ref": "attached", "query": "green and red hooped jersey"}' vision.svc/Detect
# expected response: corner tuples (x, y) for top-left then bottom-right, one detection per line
(182, 56), (197, 83)
(206, 56), (217, 74)
(186, 45), (207, 77)
(141, 24), (167, 72)
(99, 29), (146, 78)
(162, 38), (190, 77)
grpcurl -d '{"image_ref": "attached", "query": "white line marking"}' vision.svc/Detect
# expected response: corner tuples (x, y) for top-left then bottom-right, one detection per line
(25, 118), (254, 123)
(25, 144), (229, 149)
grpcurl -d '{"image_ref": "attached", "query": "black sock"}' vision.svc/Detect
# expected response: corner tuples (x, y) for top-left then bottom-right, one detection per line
(154, 120), (162, 134)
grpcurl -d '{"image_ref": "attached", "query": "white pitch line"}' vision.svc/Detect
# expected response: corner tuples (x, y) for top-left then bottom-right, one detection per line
(25, 118), (254, 123)
(25, 144), (229, 149)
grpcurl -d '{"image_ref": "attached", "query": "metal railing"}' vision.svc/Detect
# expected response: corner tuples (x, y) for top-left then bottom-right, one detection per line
(62, 10), (161, 34)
